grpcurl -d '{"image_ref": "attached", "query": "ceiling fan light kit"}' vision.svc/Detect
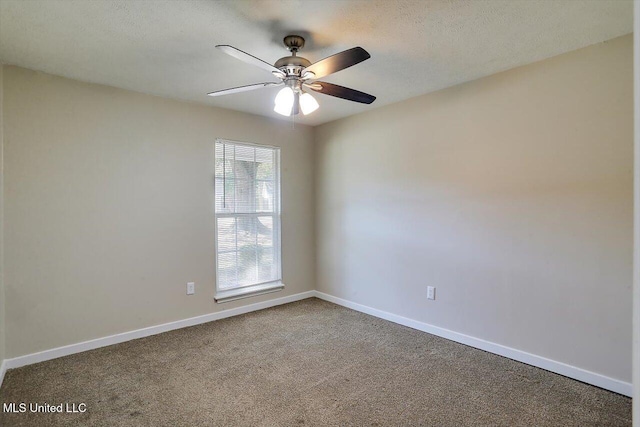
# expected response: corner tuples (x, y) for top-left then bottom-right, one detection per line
(274, 86), (295, 116)
(208, 35), (376, 118)
(299, 92), (319, 115)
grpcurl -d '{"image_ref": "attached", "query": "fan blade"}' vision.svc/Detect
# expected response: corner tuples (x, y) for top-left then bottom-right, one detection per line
(304, 81), (376, 104)
(216, 45), (285, 78)
(207, 82), (283, 97)
(303, 47), (370, 79)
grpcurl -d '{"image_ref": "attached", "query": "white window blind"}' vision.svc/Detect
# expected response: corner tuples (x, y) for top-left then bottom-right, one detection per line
(214, 139), (282, 302)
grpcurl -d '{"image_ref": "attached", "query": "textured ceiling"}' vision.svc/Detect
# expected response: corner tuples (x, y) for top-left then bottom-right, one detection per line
(0, 0), (633, 126)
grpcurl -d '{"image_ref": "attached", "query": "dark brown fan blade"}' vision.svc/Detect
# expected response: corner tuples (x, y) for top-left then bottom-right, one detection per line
(216, 45), (285, 78)
(207, 82), (282, 97)
(303, 47), (370, 79)
(305, 81), (376, 104)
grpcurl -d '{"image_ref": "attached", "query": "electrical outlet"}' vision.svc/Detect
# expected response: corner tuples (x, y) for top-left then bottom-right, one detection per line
(187, 282), (195, 295)
(427, 286), (436, 300)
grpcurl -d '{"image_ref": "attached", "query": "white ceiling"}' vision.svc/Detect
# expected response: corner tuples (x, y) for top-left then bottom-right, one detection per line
(0, 0), (633, 126)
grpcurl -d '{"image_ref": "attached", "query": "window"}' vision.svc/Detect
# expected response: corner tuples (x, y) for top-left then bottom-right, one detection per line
(214, 139), (283, 302)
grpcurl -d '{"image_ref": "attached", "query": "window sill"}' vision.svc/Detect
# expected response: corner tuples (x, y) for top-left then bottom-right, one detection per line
(214, 282), (284, 303)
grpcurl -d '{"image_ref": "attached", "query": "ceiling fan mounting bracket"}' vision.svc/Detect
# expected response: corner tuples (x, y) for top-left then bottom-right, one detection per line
(283, 35), (305, 53)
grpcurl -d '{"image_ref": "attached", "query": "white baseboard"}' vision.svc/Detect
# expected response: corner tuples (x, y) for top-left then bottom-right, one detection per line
(1, 289), (632, 397)
(2, 290), (315, 376)
(312, 291), (633, 397)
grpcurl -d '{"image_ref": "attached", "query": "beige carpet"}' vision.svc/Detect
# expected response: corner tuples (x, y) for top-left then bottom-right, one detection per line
(0, 298), (631, 426)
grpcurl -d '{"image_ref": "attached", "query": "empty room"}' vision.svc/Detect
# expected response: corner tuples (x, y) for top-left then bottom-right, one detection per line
(0, 0), (639, 426)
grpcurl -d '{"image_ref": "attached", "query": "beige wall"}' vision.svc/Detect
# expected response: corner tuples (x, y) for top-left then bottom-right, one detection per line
(315, 35), (633, 382)
(632, 1), (639, 421)
(0, 64), (5, 363)
(2, 66), (315, 358)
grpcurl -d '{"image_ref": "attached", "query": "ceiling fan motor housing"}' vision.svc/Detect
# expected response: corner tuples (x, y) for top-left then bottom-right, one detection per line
(274, 35), (311, 77)
(274, 55), (311, 76)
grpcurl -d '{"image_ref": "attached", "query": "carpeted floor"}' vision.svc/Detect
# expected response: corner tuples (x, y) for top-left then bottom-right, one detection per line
(0, 298), (632, 426)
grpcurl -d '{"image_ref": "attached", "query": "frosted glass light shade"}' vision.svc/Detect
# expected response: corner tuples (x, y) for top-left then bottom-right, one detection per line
(300, 92), (319, 115)
(274, 87), (294, 116)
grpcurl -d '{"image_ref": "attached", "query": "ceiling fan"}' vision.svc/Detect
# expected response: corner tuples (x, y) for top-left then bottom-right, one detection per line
(207, 35), (376, 117)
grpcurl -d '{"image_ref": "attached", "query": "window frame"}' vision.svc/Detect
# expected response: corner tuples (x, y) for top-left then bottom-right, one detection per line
(213, 138), (284, 303)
